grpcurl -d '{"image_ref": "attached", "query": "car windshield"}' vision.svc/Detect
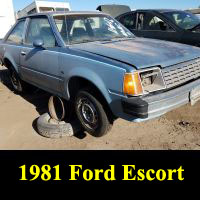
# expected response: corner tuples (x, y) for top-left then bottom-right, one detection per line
(163, 11), (200, 30)
(53, 14), (134, 44)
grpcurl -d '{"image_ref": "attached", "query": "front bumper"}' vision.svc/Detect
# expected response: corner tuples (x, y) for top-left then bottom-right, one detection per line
(122, 78), (200, 122)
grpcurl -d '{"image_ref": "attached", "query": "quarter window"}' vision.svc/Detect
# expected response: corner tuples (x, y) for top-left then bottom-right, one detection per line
(7, 20), (25, 44)
(26, 17), (56, 48)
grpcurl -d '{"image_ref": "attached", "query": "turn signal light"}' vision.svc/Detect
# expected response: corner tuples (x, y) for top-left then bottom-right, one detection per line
(123, 72), (143, 96)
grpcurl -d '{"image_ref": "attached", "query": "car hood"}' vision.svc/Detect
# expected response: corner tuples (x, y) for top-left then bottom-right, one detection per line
(71, 37), (200, 69)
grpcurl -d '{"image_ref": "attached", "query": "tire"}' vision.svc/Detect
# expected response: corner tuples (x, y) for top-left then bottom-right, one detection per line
(37, 113), (74, 138)
(75, 89), (113, 137)
(8, 67), (33, 94)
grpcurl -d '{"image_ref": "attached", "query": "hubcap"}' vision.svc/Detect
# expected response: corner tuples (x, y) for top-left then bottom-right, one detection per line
(77, 97), (99, 130)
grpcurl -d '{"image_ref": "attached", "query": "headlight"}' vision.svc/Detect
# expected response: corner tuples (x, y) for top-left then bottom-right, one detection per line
(123, 67), (166, 96)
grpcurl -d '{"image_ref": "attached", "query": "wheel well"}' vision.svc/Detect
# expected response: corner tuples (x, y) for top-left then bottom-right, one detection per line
(3, 58), (12, 70)
(68, 77), (116, 121)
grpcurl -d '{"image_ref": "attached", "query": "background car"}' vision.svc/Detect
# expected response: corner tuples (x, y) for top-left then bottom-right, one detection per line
(116, 9), (200, 47)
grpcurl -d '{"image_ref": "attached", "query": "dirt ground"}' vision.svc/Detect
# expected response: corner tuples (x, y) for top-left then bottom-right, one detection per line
(1, 65), (200, 150)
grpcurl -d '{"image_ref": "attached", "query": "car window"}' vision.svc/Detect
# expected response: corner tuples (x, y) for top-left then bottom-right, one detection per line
(26, 17), (56, 48)
(119, 13), (136, 30)
(138, 13), (174, 31)
(164, 11), (200, 30)
(54, 15), (134, 45)
(7, 20), (25, 44)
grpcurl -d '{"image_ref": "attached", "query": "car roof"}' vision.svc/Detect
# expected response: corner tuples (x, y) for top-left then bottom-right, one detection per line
(134, 9), (186, 13)
(116, 9), (188, 19)
(19, 11), (107, 20)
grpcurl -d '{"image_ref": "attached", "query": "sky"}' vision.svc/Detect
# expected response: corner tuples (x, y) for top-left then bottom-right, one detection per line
(13, 0), (200, 12)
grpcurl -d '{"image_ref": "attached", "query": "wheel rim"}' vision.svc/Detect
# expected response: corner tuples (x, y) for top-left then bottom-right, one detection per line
(48, 96), (66, 121)
(77, 97), (99, 130)
(10, 70), (19, 90)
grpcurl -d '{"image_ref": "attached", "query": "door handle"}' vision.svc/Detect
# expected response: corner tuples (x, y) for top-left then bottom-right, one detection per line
(21, 51), (27, 56)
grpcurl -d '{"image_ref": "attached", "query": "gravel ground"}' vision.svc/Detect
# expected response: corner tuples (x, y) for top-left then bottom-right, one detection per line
(1, 65), (200, 150)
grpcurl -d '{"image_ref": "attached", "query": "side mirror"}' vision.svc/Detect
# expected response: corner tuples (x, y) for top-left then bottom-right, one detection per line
(33, 39), (44, 48)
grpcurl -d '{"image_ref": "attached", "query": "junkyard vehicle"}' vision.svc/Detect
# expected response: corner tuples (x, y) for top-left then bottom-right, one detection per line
(1, 12), (200, 137)
(116, 9), (200, 47)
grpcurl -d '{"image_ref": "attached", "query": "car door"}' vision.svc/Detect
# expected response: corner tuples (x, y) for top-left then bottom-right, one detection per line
(134, 12), (182, 43)
(20, 16), (62, 95)
(181, 31), (200, 47)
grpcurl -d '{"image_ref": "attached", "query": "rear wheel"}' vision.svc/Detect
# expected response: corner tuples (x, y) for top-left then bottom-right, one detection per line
(9, 67), (33, 94)
(75, 89), (113, 137)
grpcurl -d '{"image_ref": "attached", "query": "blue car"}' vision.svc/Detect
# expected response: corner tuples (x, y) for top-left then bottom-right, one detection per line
(1, 11), (200, 137)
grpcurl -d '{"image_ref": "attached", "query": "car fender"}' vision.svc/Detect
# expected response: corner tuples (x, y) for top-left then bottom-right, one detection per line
(65, 67), (112, 105)
(3, 53), (19, 73)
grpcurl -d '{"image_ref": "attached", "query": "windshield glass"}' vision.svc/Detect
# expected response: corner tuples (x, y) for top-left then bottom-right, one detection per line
(53, 15), (134, 44)
(163, 11), (200, 30)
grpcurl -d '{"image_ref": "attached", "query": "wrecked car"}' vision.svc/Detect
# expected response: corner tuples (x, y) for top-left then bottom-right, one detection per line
(1, 12), (200, 137)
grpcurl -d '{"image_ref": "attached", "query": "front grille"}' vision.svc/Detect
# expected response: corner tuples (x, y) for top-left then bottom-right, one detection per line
(162, 58), (200, 89)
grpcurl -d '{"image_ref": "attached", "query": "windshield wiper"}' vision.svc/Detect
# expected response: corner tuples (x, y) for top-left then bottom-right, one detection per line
(70, 36), (134, 44)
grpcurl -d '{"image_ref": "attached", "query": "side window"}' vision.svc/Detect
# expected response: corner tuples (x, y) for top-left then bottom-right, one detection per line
(138, 13), (174, 31)
(119, 13), (136, 30)
(26, 17), (56, 48)
(7, 20), (25, 44)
